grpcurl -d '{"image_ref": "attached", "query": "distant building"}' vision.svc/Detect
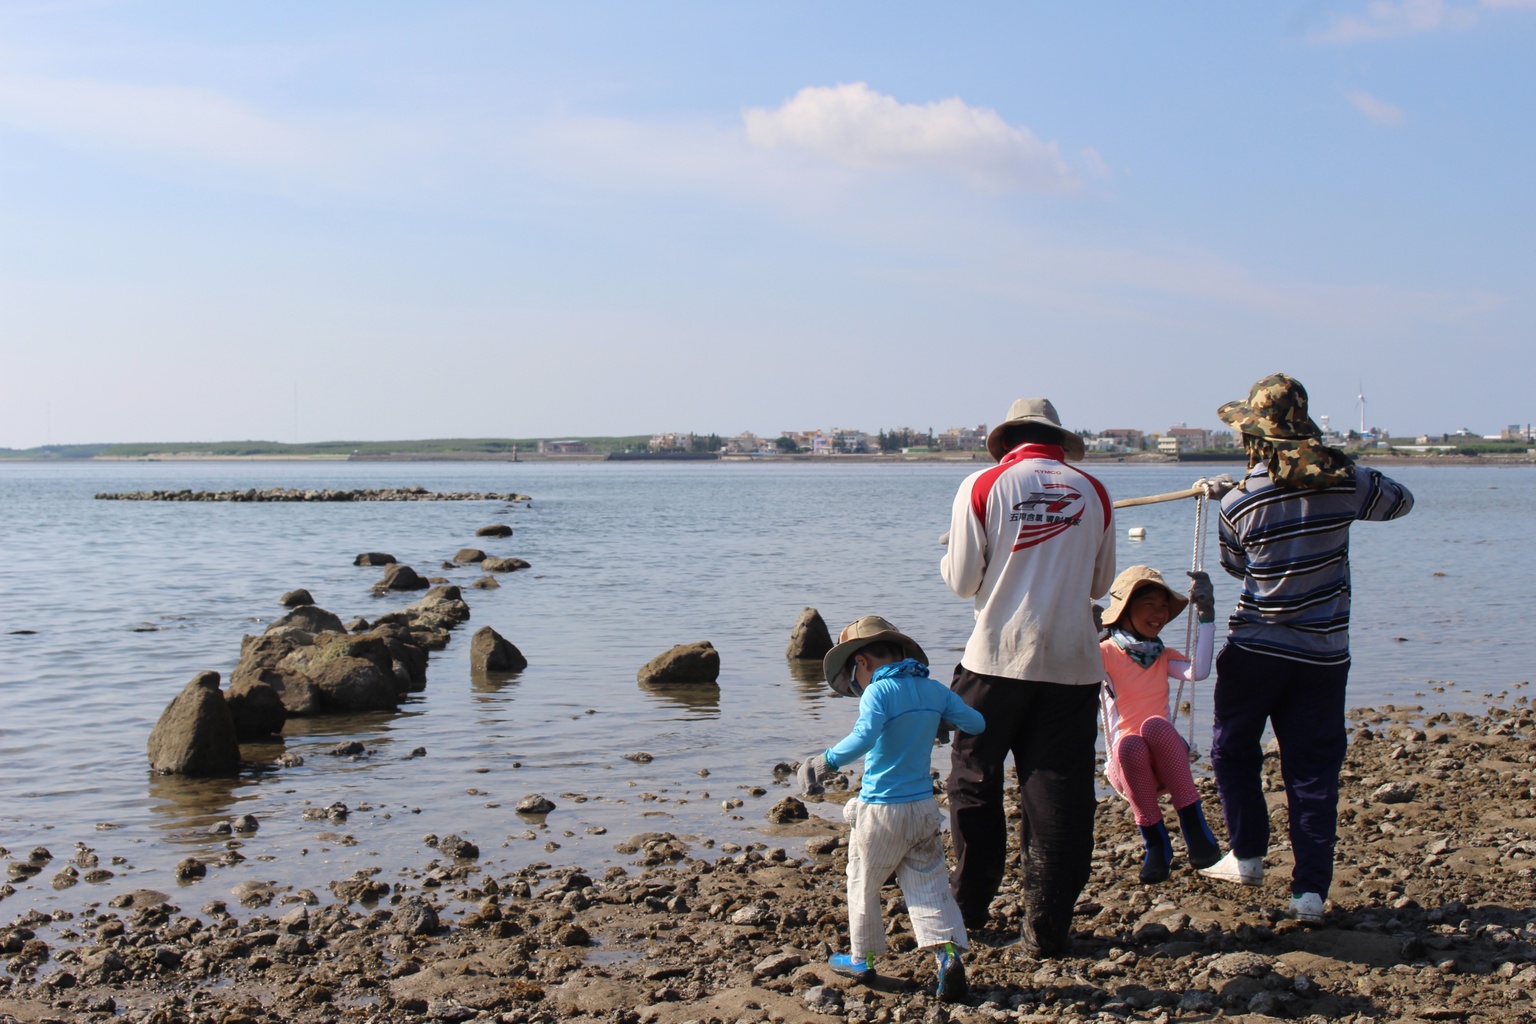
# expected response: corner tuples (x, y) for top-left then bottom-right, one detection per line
(1100, 428), (1144, 450)
(935, 424), (987, 452)
(537, 439), (590, 454)
(723, 431), (765, 454)
(649, 432), (690, 452)
(1082, 435), (1122, 453)
(1501, 424), (1531, 441)
(1156, 435), (1182, 455)
(1165, 424), (1209, 451)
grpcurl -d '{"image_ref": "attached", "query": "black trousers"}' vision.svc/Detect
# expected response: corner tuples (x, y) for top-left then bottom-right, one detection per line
(946, 665), (1099, 953)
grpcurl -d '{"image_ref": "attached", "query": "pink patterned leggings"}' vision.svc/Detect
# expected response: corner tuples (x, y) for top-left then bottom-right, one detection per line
(1106, 715), (1200, 826)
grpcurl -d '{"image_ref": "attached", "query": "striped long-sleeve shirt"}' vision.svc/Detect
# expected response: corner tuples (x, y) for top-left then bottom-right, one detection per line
(1218, 464), (1413, 665)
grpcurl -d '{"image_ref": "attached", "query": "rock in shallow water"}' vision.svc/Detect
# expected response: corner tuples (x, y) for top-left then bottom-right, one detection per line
(637, 641), (720, 686)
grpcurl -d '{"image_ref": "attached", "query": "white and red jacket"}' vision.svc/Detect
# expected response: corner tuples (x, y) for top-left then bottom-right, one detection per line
(941, 443), (1116, 684)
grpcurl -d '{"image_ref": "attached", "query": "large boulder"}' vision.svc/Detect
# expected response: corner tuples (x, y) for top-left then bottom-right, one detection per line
(453, 548), (487, 564)
(279, 588), (314, 608)
(406, 585), (471, 630)
(360, 623), (429, 694)
(225, 680), (286, 740)
(230, 632), (321, 715)
(375, 563), (428, 593)
(147, 672), (240, 776)
(280, 633), (400, 712)
(471, 626), (527, 674)
(476, 525), (513, 538)
(637, 642), (720, 686)
(785, 607), (834, 660)
(354, 552), (397, 566)
(481, 556), (530, 573)
(268, 605), (346, 636)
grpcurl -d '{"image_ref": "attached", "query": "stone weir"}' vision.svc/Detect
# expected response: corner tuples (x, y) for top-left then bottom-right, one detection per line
(94, 486), (531, 502)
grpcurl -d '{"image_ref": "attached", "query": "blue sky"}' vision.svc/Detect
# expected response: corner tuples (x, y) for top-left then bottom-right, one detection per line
(1, 1), (1531, 446)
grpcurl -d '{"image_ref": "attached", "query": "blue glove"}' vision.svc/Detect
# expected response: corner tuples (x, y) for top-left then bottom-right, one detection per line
(1187, 570), (1215, 622)
(797, 753), (836, 796)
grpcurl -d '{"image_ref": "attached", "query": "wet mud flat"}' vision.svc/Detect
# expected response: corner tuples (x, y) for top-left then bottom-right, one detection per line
(2, 698), (1534, 1024)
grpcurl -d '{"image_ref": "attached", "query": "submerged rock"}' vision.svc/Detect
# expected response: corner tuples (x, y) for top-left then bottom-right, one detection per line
(476, 524), (514, 538)
(146, 671), (240, 776)
(354, 552), (397, 566)
(481, 555), (531, 573)
(470, 626), (527, 674)
(638, 641), (720, 685)
(785, 607), (834, 660)
(374, 563), (429, 593)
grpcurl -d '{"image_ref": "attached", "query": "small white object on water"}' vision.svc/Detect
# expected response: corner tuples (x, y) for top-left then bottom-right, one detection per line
(1128, 526), (1147, 539)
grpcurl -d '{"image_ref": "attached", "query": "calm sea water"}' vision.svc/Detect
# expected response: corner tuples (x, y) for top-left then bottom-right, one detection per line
(0, 459), (1527, 916)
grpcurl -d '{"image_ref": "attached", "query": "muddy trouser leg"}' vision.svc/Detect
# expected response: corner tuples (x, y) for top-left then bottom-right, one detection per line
(1269, 658), (1349, 899)
(947, 665), (1027, 929)
(1015, 680), (1100, 957)
(1210, 645), (1277, 860)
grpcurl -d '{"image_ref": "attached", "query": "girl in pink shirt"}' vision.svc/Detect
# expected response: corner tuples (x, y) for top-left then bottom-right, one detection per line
(1099, 565), (1221, 883)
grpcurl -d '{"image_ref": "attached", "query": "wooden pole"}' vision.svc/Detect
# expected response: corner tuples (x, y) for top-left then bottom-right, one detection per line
(1111, 485), (1206, 509)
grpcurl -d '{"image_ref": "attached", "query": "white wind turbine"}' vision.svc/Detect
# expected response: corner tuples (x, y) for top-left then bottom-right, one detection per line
(1356, 380), (1367, 436)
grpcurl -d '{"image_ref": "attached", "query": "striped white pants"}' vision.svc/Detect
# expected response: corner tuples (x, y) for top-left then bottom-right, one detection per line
(844, 796), (969, 958)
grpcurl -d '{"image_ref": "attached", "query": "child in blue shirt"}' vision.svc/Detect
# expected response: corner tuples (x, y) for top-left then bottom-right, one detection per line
(800, 616), (985, 1004)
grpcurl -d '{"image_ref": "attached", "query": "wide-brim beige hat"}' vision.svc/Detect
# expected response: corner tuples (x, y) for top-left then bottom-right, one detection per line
(1102, 565), (1189, 627)
(822, 615), (927, 697)
(985, 397), (1086, 461)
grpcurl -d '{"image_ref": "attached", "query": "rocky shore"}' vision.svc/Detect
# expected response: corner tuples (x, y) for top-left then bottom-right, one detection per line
(93, 488), (532, 502)
(3, 699), (1533, 1024)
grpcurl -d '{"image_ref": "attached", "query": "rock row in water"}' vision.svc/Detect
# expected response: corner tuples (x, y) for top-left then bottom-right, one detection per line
(94, 487), (532, 502)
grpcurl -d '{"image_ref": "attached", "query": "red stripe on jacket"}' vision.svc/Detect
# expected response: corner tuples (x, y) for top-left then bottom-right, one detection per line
(970, 443), (1112, 531)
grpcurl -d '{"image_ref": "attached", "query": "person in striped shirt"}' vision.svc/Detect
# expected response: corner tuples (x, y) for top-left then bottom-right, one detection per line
(1200, 373), (1414, 924)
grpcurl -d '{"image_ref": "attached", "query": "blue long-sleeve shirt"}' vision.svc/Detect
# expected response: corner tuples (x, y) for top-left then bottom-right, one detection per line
(825, 660), (986, 804)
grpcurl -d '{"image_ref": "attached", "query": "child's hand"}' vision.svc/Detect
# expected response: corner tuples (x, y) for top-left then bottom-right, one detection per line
(797, 753), (836, 796)
(935, 722), (955, 746)
(1187, 570), (1215, 622)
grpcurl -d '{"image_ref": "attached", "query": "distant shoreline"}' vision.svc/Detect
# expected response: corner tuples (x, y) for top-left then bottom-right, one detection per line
(3, 450), (1532, 466)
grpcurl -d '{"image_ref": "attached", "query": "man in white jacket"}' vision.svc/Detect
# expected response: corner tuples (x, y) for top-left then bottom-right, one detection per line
(941, 397), (1116, 956)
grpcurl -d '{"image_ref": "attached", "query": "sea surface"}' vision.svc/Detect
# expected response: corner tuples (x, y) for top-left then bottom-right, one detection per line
(0, 459), (1528, 916)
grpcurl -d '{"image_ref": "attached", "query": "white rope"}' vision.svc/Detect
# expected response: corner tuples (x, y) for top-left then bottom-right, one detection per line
(1173, 479), (1211, 762)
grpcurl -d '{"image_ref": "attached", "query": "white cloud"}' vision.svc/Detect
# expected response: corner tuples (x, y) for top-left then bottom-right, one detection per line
(1348, 90), (1407, 124)
(742, 82), (1079, 194)
(1309, 0), (1478, 42)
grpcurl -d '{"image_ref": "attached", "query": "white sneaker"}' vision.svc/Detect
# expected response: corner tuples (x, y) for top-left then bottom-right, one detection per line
(1198, 850), (1264, 886)
(1287, 892), (1325, 923)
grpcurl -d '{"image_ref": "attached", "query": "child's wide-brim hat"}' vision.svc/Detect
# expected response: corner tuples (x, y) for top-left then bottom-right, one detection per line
(985, 397), (1086, 462)
(822, 615), (927, 697)
(1102, 565), (1189, 627)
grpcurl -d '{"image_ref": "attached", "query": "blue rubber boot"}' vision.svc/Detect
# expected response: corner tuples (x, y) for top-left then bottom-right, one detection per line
(1177, 801), (1222, 870)
(1139, 821), (1174, 883)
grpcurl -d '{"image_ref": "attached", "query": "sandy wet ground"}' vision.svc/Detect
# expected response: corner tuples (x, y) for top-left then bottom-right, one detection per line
(2, 699), (1534, 1024)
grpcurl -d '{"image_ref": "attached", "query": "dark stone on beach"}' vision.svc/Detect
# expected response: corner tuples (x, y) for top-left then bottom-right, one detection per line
(345, 617), (370, 632)
(147, 671), (240, 776)
(470, 576), (500, 590)
(766, 796), (808, 823)
(471, 626), (527, 674)
(438, 834), (479, 859)
(637, 641), (720, 685)
(556, 923), (590, 946)
(280, 633), (400, 712)
(362, 623), (429, 693)
(269, 604), (346, 636)
(453, 548), (487, 564)
(476, 524), (514, 538)
(516, 794), (556, 815)
(225, 678), (287, 740)
(375, 563), (429, 592)
(354, 552), (397, 566)
(785, 607), (834, 660)
(393, 895), (439, 935)
(175, 857), (206, 882)
(481, 555), (531, 573)
(232, 813), (259, 833)
(279, 588), (314, 608)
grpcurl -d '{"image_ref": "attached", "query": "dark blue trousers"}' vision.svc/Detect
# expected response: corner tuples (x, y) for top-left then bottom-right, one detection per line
(1210, 644), (1349, 898)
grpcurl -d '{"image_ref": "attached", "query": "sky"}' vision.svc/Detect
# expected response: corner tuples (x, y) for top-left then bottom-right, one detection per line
(1, 1), (1532, 447)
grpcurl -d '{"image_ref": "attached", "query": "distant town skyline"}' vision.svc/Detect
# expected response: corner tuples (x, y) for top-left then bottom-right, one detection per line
(1, 4), (1531, 449)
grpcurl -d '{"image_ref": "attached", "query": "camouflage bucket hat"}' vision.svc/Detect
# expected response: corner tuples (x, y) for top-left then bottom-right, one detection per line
(1217, 373), (1322, 441)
